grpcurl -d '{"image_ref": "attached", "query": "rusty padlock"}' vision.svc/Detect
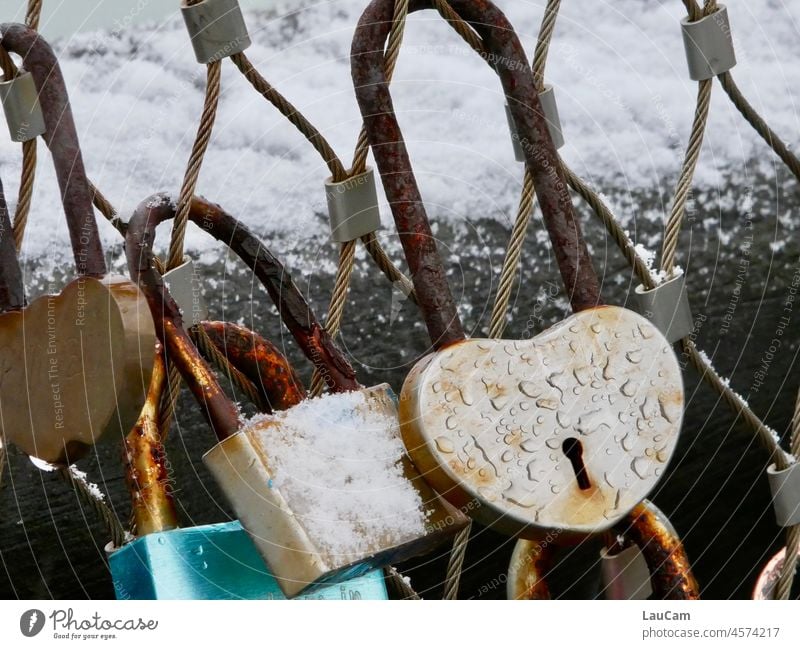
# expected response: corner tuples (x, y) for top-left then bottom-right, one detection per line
(351, 0), (684, 539)
(109, 337), (388, 600)
(507, 501), (699, 599)
(125, 194), (467, 598)
(0, 24), (154, 464)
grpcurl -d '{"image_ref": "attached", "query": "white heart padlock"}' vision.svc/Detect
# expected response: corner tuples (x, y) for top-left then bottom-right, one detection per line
(400, 306), (683, 537)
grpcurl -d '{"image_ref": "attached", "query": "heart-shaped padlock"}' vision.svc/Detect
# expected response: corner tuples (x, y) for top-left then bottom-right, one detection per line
(351, 0), (684, 537)
(125, 194), (468, 598)
(0, 24), (154, 464)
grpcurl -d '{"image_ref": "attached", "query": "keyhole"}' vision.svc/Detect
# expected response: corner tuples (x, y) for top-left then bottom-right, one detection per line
(562, 437), (592, 490)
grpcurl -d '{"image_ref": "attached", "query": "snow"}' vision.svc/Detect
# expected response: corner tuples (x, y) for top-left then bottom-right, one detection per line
(28, 457), (109, 501)
(1, 1), (798, 268)
(243, 388), (429, 559)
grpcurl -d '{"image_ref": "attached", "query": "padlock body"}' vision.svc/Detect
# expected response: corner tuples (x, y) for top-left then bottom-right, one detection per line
(399, 306), (684, 538)
(108, 521), (388, 600)
(203, 384), (469, 598)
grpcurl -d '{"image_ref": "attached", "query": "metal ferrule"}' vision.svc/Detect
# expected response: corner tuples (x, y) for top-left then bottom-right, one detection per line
(681, 5), (736, 80)
(181, 0), (251, 64)
(633, 273), (694, 343)
(600, 544), (653, 600)
(0, 70), (46, 142)
(505, 84), (564, 161)
(163, 256), (209, 328)
(108, 521), (389, 600)
(203, 384), (469, 598)
(325, 167), (381, 242)
(767, 462), (800, 527)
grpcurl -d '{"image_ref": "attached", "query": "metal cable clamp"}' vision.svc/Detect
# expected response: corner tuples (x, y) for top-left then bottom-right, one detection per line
(600, 544), (653, 600)
(0, 71), (46, 142)
(324, 167), (382, 242)
(506, 84), (564, 162)
(163, 256), (209, 327)
(767, 462), (800, 527)
(632, 273), (694, 343)
(681, 5), (736, 81)
(181, 0), (251, 64)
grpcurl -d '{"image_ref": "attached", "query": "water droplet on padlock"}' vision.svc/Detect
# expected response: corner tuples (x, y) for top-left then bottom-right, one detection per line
(620, 380), (638, 397)
(435, 436), (455, 453)
(626, 350), (643, 364)
(536, 398), (558, 410)
(631, 456), (651, 480)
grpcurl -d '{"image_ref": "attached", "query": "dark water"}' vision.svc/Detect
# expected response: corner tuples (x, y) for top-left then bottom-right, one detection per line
(2, 169), (799, 599)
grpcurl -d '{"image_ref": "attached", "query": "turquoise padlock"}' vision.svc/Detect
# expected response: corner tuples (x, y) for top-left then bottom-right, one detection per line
(108, 521), (388, 600)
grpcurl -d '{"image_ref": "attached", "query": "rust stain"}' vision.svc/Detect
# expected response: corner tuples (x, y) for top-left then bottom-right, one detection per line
(200, 321), (305, 412)
(616, 501), (700, 599)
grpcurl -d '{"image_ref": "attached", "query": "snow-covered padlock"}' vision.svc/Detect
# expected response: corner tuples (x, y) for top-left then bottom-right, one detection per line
(126, 196), (468, 598)
(507, 501), (699, 599)
(109, 343), (387, 600)
(0, 24), (154, 464)
(352, 0), (684, 539)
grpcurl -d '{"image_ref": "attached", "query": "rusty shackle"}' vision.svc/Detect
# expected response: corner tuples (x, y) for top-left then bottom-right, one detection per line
(0, 23), (105, 277)
(125, 193), (364, 439)
(508, 501), (699, 600)
(128, 193), (359, 392)
(351, 0), (601, 349)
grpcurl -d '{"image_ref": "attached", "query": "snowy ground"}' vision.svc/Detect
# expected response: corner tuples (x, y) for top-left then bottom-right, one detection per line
(0, 0), (798, 267)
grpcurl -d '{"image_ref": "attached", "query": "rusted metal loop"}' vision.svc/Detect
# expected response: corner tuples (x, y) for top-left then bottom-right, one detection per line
(351, 0), (601, 350)
(0, 24), (105, 277)
(128, 193), (359, 396)
(126, 206), (240, 442)
(125, 344), (179, 537)
(509, 500), (698, 600)
(613, 500), (700, 599)
(199, 321), (306, 412)
(0, 175), (23, 312)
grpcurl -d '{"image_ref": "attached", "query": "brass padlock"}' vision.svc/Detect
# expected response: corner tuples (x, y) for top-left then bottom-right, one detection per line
(507, 501), (699, 599)
(0, 24), (154, 464)
(125, 194), (468, 598)
(352, 0), (683, 538)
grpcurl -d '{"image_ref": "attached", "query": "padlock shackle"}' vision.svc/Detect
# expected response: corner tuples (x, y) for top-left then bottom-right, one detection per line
(125, 343), (179, 537)
(126, 209), (241, 443)
(0, 24), (106, 277)
(0, 176), (24, 312)
(351, 0), (602, 348)
(615, 500), (700, 600)
(129, 193), (360, 393)
(199, 321), (306, 412)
